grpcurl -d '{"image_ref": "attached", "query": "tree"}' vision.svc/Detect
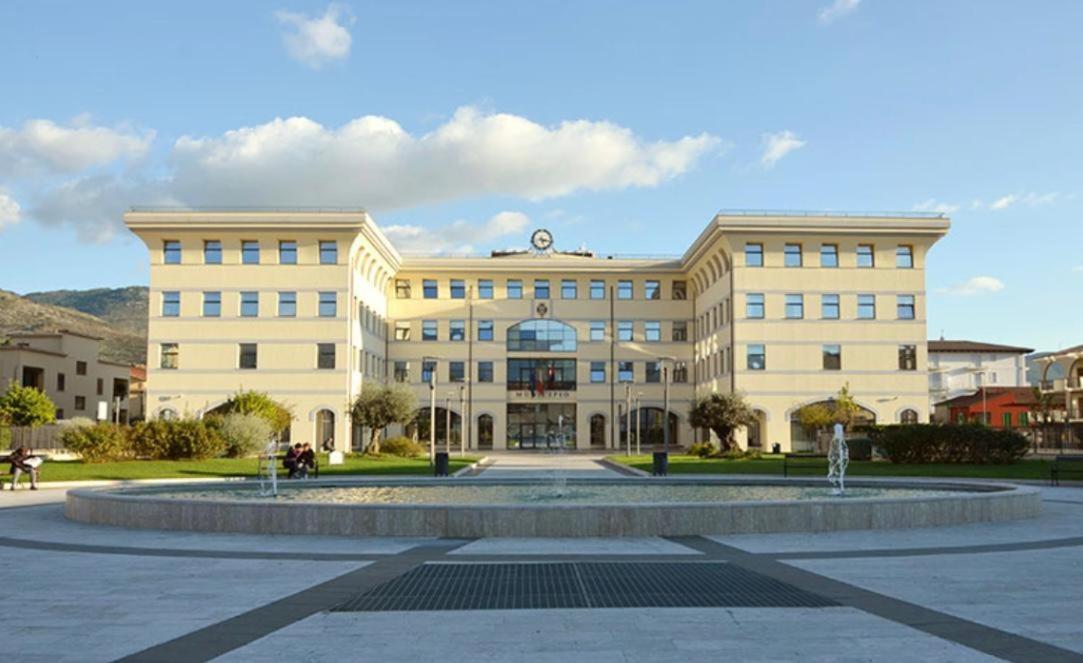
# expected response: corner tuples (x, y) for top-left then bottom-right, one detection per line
(0, 381), (56, 427)
(794, 383), (864, 439)
(688, 392), (757, 452)
(217, 390), (293, 439)
(217, 413), (273, 458)
(350, 383), (416, 455)
(832, 383), (862, 430)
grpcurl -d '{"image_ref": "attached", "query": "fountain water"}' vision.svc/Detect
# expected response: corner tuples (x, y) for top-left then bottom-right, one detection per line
(550, 415), (568, 497)
(827, 422), (849, 495)
(256, 439), (279, 497)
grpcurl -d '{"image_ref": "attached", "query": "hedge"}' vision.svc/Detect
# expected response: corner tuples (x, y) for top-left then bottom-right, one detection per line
(869, 424), (1028, 464)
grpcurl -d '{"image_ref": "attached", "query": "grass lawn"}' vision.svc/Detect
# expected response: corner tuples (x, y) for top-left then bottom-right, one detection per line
(27, 453), (481, 483)
(608, 454), (1054, 481)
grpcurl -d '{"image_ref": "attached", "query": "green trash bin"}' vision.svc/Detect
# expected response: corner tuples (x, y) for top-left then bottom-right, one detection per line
(652, 451), (668, 476)
(434, 451), (450, 477)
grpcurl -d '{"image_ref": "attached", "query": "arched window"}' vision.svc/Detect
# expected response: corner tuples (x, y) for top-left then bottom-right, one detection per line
(899, 409), (919, 425)
(506, 319), (576, 352)
(316, 409), (335, 450)
(477, 414), (494, 449)
(590, 414), (607, 448)
(409, 407), (462, 445)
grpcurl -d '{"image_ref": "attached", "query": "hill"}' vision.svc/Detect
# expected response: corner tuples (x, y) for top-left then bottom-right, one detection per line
(24, 286), (148, 337)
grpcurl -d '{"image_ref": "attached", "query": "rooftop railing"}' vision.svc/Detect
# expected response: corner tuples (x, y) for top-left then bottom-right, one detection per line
(715, 209), (947, 219)
(128, 206), (368, 213)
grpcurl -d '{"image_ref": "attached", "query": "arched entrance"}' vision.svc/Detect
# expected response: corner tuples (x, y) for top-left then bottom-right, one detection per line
(747, 410), (767, 449)
(589, 414), (606, 448)
(315, 409), (335, 451)
(789, 399), (877, 452)
(408, 407), (462, 447)
(477, 414), (494, 450)
(899, 408), (919, 424)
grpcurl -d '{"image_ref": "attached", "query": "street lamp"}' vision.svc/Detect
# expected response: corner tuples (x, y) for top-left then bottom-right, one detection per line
(635, 392), (644, 456)
(658, 356), (676, 454)
(422, 355), (441, 465)
(459, 383), (466, 457)
(445, 392), (453, 453)
(625, 383), (632, 456)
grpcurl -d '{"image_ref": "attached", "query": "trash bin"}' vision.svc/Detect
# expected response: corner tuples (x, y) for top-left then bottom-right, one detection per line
(434, 451), (450, 477)
(771, 443), (781, 454)
(652, 451), (668, 476)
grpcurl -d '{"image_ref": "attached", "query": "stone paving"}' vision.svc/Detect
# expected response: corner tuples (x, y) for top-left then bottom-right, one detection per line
(0, 454), (1079, 662)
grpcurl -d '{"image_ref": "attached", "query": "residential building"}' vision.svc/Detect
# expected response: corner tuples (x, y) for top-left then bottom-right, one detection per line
(936, 387), (1037, 429)
(1034, 344), (1083, 447)
(927, 339), (1033, 419)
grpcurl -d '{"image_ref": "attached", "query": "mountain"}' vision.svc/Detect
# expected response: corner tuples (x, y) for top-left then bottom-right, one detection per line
(24, 286), (148, 337)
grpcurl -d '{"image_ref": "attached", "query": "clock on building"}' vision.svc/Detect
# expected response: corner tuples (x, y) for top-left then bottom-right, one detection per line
(530, 228), (554, 252)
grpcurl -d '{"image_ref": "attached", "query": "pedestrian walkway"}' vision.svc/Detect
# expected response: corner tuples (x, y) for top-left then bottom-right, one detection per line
(475, 451), (620, 479)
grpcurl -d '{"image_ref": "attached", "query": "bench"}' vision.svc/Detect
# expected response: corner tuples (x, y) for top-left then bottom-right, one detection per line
(280, 453), (319, 479)
(782, 453), (828, 478)
(1050, 455), (1083, 486)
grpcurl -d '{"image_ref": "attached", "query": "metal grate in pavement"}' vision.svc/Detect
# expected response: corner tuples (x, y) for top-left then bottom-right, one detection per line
(334, 562), (837, 612)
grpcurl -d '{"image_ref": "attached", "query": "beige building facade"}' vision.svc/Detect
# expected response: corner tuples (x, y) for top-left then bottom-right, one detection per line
(126, 209), (948, 452)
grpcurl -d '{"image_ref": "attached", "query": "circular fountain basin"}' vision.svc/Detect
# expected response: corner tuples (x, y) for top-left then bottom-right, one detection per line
(65, 477), (1040, 538)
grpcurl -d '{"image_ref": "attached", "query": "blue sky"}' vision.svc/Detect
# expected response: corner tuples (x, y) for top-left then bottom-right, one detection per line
(0, 0), (1080, 351)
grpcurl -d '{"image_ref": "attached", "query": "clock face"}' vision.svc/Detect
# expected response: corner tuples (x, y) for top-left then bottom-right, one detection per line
(531, 229), (553, 251)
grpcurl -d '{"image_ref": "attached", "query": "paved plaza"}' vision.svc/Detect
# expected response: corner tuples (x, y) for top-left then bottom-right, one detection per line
(0, 453), (1080, 662)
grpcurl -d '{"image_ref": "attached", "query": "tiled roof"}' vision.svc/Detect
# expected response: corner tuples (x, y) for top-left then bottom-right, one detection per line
(935, 387), (1039, 408)
(927, 339), (1034, 354)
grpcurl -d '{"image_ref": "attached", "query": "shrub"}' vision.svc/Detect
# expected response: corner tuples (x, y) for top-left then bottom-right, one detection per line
(688, 441), (717, 458)
(216, 391), (293, 439)
(869, 424), (1028, 464)
(217, 413), (272, 458)
(60, 423), (129, 463)
(379, 436), (424, 458)
(0, 381), (56, 427)
(846, 437), (873, 462)
(721, 448), (761, 460)
(129, 419), (225, 460)
(61, 417), (96, 430)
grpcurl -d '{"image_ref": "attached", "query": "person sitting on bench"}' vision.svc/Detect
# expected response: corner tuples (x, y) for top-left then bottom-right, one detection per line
(299, 443), (316, 478)
(9, 447), (41, 491)
(283, 443), (304, 479)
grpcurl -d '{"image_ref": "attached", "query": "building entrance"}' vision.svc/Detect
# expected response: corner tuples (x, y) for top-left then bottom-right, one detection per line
(507, 403), (576, 449)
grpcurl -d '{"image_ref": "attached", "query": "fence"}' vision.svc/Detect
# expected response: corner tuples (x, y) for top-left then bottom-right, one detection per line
(7, 425), (66, 451)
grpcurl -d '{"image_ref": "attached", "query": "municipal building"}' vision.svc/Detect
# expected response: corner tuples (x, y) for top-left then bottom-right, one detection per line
(125, 209), (949, 453)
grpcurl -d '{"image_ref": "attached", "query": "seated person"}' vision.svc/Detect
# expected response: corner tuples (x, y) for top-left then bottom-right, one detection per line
(283, 443), (305, 479)
(299, 443), (316, 478)
(9, 447), (41, 490)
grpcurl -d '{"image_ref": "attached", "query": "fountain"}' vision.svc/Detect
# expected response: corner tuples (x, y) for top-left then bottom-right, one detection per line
(550, 415), (568, 497)
(256, 439), (279, 497)
(827, 422), (849, 496)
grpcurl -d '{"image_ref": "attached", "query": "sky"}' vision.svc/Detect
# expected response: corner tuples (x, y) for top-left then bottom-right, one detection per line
(0, 0), (1080, 351)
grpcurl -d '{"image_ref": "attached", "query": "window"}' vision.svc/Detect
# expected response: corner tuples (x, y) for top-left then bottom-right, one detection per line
(276, 240), (296, 265)
(534, 279), (550, 299)
(422, 320), (437, 341)
(745, 243), (763, 267)
(784, 243), (802, 267)
(317, 343), (335, 370)
(507, 279), (523, 299)
(235, 291), (256, 317)
(478, 361), (494, 383)
(896, 245), (914, 268)
(319, 240), (337, 264)
(746, 293), (765, 319)
(423, 279), (438, 299)
(203, 240), (222, 264)
(394, 361), (409, 382)
(57, 373), (65, 392)
(785, 294), (804, 319)
(239, 343), (258, 369)
(857, 294), (876, 319)
(162, 291), (180, 317)
(899, 345), (917, 371)
(823, 344), (842, 370)
(1002, 412), (1012, 428)
(96, 378), (103, 396)
(278, 291), (296, 317)
(75, 396), (86, 411)
(1020, 412), (1029, 426)
(822, 294), (840, 320)
(449, 361), (465, 382)
(590, 280), (605, 299)
(672, 280), (687, 300)
(617, 280), (633, 299)
(449, 320), (465, 341)
(478, 279), (493, 299)
(203, 291), (221, 317)
(160, 344), (178, 370)
(645, 321), (661, 342)
(617, 321), (633, 342)
(646, 361), (661, 383)
(477, 319), (494, 341)
(163, 240), (181, 264)
(672, 320), (688, 342)
(395, 279), (411, 299)
(897, 295), (916, 320)
(242, 240), (260, 264)
(76, 360), (87, 376)
(506, 358), (577, 391)
(747, 344), (766, 371)
(618, 361), (634, 382)
(318, 292), (336, 317)
(644, 280), (661, 300)
(820, 244), (839, 267)
(673, 361), (688, 383)
(590, 320), (606, 341)
(857, 244), (875, 268)
(421, 360), (435, 383)
(561, 279), (577, 299)
(450, 279), (466, 299)
(394, 321), (411, 341)
(506, 319), (577, 352)
(590, 361), (606, 383)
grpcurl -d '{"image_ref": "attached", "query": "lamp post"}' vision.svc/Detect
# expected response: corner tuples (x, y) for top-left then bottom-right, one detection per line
(459, 383), (466, 457)
(635, 392), (643, 456)
(658, 356), (675, 454)
(423, 355), (440, 465)
(625, 383), (632, 456)
(445, 393), (453, 453)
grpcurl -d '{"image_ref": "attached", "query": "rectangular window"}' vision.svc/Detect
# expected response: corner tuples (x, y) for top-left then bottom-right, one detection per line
(672, 280), (687, 300)
(672, 320), (688, 342)
(646, 361), (661, 383)
(478, 361), (494, 383)
(162, 291), (180, 317)
(747, 344), (766, 371)
(857, 244), (875, 268)
(240, 292), (260, 318)
(785, 294), (804, 319)
(897, 294), (916, 320)
(202, 291), (221, 317)
(319, 240), (337, 264)
(784, 243), (802, 267)
(160, 344), (178, 370)
(823, 344), (842, 370)
(857, 294), (876, 319)
(75, 396), (86, 411)
(422, 320), (437, 341)
(203, 240), (222, 264)
(1020, 412), (1029, 426)
(820, 244), (839, 268)
(450, 279), (466, 299)
(242, 240), (260, 265)
(1002, 412), (1012, 428)
(746, 293), (765, 319)
(57, 373), (65, 392)
(617, 320), (633, 342)
(745, 243), (763, 267)
(618, 361), (634, 382)
(319, 292), (337, 317)
(590, 279), (605, 299)
(449, 320), (465, 341)
(278, 291), (296, 317)
(76, 360), (87, 376)
(423, 279), (438, 299)
(395, 279), (411, 299)
(449, 361), (465, 382)
(507, 279), (523, 299)
(897, 245), (914, 268)
(673, 361), (688, 383)
(478, 279), (493, 299)
(617, 280), (633, 299)
(561, 279), (577, 299)
(394, 321), (411, 341)
(96, 378), (103, 396)
(590, 321), (606, 341)
(421, 360), (435, 383)
(394, 361), (409, 382)
(534, 279), (550, 299)
(899, 344), (917, 371)
(163, 240), (181, 264)
(821, 294), (840, 320)
(478, 320), (494, 341)
(590, 361), (606, 383)
(645, 321), (661, 342)
(239, 343), (258, 370)
(317, 343), (335, 370)
(278, 240), (296, 264)
(644, 280), (660, 300)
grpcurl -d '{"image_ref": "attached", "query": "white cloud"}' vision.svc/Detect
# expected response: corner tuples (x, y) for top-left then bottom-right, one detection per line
(989, 191), (1060, 211)
(274, 3), (354, 69)
(0, 192), (20, 229)
(990, 194), (1017, 210)
(760, 130), (805, 168)
(942, 276), (1005, 296)
(818, 0), (861, 25)
(0, 118), (153, 176)
(383, 211), (531, 254)
(1072, 266), (1083, 273)
(912, 198), (959, 214)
